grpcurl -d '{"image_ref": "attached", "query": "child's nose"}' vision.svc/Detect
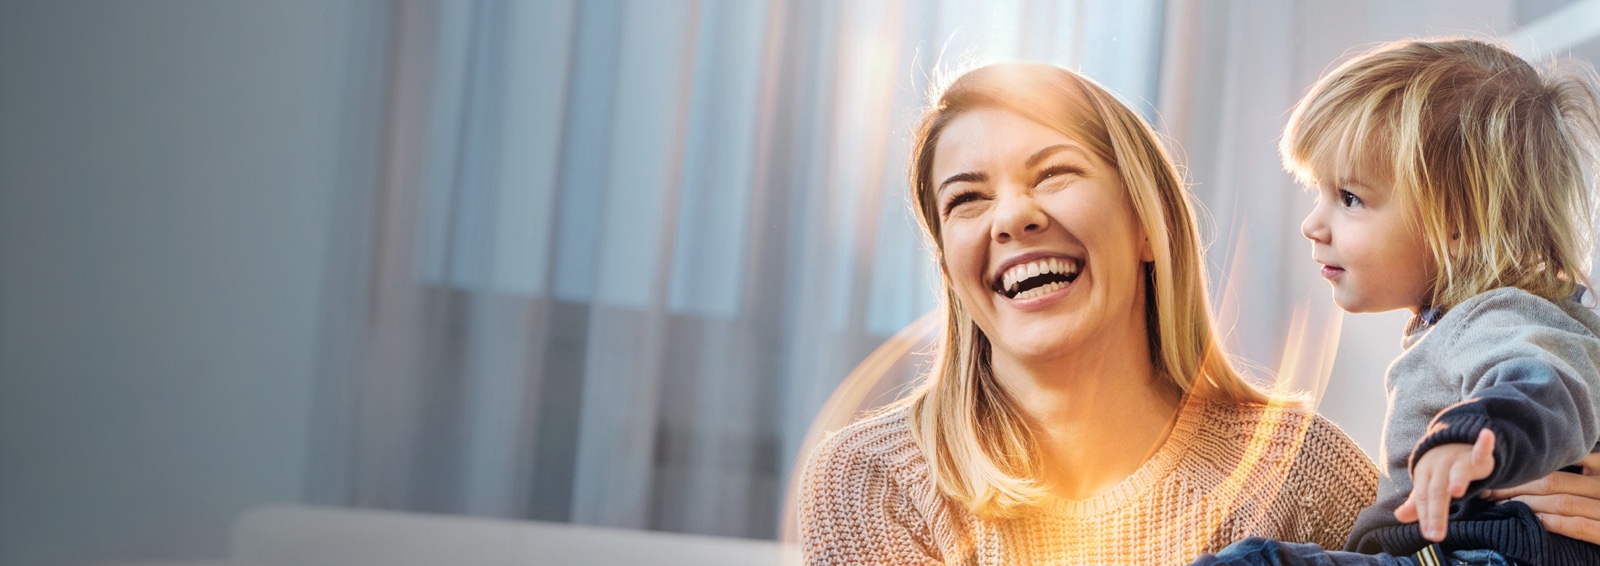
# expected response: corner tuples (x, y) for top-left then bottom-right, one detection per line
(1301, 208), (1329, 243)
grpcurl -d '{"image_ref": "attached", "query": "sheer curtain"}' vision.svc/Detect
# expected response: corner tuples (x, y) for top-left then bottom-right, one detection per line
(306, 0), (1165, 539)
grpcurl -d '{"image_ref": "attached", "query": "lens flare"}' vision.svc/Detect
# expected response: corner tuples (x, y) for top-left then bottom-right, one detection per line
(782, 239), (1347, 559)
(778, 310), (938, 557)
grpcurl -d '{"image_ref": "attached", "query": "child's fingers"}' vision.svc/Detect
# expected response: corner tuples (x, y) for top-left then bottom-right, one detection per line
(1452, 432), (1497, 502)
(1423, 464), (1450, 541)
(1449, 458), (1476, 498)
(1395, 498), (1418, 523)
(1472, 429), (1496, 474)
(1414, 471), (1434, 535)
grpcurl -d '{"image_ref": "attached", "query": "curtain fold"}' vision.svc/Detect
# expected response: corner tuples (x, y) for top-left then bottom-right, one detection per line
(309, 0), (1167, 539)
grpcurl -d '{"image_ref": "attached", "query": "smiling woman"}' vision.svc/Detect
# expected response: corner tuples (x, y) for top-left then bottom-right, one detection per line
(795, 63), (1381, 565)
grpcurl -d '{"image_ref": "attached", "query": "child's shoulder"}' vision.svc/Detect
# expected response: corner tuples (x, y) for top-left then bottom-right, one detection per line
(1453, 286), (1562, 316)
(1440, 286), (1600, 340)
(1421, 287), (1600, 383)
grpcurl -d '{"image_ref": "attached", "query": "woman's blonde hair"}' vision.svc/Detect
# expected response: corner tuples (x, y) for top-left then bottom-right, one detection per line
(1282, 38), (1600, 309)
(903, 63), (1269, 517)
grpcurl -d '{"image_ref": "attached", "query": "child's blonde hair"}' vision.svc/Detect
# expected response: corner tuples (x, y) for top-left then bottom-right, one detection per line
(1282, 38), (1600, 309)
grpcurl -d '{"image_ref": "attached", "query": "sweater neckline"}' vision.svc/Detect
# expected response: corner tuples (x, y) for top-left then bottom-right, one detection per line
(1039, 392), (1208, 516)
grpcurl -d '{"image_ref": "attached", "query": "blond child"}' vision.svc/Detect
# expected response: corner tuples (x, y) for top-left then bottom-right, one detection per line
(1195, 38), (1600, 566)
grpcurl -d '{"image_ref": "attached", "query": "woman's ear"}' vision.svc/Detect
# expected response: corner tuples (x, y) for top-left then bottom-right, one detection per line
(1140, 237), (1155, 262)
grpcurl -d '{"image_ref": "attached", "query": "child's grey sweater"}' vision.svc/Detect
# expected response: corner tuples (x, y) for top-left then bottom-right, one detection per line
(1346, 287), (1600, 556)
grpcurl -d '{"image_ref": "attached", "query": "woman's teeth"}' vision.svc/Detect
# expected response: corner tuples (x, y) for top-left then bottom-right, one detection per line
(999, 258), (1081, 298)
(1013, 280), (1067, 300)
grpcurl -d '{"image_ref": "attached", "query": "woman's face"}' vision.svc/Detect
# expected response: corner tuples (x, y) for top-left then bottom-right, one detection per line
(932, 107), (1152, 366)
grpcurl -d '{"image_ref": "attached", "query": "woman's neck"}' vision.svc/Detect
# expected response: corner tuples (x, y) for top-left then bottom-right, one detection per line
(991, 339), (1184, 501)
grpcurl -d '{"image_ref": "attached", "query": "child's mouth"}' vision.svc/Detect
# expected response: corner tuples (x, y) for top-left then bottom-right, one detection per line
(1320, 265), (1345, 281)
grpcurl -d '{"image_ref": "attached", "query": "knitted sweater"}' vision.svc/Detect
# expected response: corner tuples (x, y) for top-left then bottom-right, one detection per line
(799, 395), (1379, 565)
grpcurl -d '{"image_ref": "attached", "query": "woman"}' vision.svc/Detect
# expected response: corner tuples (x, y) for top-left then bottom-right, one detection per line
(796, 62), (1600, 564)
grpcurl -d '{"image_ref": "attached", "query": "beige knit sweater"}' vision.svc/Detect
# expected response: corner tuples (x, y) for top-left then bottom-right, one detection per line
(798, 396), (1378, 565)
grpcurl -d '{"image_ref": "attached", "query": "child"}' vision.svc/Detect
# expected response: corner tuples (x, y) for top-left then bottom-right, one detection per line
(1195, 39), (1600, 566)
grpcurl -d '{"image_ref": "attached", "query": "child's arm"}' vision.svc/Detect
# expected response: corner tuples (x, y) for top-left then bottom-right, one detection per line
(1397, 354), (1598, 541)
(1433, 293), (1600, 484)
(1391, 292), (1600, 542)
(1424, 357), (1596, 490)
(1395, 429), (1496, 541)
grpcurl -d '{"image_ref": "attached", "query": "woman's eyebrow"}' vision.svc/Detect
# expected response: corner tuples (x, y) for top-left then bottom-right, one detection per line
(1024, 144), (1086, 169)
(937, 171), (987, 195)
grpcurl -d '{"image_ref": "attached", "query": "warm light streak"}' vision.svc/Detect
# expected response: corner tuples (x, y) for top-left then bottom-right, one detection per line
(778, 309), (940, 556)
(1173, 222), (1347, 553)
(782, 229), (1349, 559)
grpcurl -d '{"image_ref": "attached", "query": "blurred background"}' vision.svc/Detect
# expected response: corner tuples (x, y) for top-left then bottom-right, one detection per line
(2, 0), (1599, 564)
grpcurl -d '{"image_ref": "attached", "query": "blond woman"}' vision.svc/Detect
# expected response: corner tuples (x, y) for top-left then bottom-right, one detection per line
(797, 63), (1380, 565)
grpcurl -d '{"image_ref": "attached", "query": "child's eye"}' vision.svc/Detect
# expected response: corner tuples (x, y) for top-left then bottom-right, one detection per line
(1339, 189), (1362, 208)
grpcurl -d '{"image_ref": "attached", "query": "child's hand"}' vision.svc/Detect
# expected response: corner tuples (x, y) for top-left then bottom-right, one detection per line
(1395, 429), (1496, 542)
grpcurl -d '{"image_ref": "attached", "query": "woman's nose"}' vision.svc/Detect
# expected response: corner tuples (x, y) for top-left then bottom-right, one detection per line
(990, 192), (1049, 243)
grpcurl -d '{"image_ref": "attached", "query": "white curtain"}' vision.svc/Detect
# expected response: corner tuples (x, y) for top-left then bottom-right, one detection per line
(304, 0), (1167, 539)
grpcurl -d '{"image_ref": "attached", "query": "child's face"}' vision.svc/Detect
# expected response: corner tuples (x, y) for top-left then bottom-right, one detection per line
(1300, 170), (1434, 313)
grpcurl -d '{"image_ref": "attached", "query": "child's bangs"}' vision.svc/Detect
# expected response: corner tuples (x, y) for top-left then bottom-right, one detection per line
(1285, 95), (1397, 190)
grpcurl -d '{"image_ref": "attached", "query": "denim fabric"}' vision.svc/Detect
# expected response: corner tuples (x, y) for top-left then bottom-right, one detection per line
(1191, 537), (1512, 566)
(1444, 549), (1511, 565)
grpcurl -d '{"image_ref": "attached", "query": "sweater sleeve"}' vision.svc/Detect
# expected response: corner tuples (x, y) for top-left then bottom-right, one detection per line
(1411, 294), (1600, 495)
(1410, 357), (1598, 494)
(1287, 413), (1380, 550)
(798, 427), (946, 566)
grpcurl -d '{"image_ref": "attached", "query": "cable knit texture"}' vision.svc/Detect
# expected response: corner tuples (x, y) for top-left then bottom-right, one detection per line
(799, 396), (1378, 565)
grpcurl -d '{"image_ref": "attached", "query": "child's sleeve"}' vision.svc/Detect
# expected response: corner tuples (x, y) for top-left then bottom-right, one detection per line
(1410, 294), (1600, 495)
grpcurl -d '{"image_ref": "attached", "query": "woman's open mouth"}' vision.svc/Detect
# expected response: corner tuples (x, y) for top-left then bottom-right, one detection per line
(993, 257), (1081, 300)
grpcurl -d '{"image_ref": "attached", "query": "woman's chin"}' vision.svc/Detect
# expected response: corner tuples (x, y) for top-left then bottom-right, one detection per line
(989, 329), (1086, 365)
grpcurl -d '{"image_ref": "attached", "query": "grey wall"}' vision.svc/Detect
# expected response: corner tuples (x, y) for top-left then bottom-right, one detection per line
(0, 1), (384, 564)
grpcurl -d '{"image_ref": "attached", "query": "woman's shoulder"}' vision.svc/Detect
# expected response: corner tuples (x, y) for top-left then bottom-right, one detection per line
(1188, 398), (1376, 475)
(1183, 398), (1378, 547)
(799, 402), (966, 564)
(804, 402), (928, 484)
(1187, 397), (1324, 439)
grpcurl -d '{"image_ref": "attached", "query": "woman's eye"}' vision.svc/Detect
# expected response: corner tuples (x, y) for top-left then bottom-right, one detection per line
(1339, 189), (1361, 208)
(1036, 165), (1084, 185)
(942, 192), (981, 216)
